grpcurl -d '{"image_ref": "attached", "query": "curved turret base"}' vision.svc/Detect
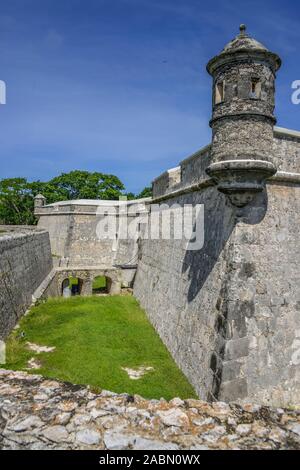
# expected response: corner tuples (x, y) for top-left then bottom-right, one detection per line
(206, 160), (277, 207)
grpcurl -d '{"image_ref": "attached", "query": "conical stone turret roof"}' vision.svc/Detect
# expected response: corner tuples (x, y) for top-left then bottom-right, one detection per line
(207, 25), (281, 75)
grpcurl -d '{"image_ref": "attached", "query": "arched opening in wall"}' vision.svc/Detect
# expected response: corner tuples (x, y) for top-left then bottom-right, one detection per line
(61, 277), (83, 297)
(92, 276), (112, 295)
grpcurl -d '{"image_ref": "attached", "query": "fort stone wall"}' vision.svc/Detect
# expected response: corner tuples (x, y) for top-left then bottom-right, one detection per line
(0, 229), (53, 339)
(134, 180), (300, 407)
(134, 186), (232, 402)
(221, 182), (300, 406)
(36, 200), (149, 271)
(273, 127), (300, 173)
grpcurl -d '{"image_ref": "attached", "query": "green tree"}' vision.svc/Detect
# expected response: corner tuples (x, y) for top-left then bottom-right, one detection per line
(136, 186), (152, 199)
(124, 192), (136, 200)
(48, 170), (125, 200)
(0, 178), (35, 225)
(0, 170), (128, 225)
(29, 180), (67, 205)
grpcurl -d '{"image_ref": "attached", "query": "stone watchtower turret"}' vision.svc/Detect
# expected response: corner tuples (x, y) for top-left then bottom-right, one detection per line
(34, 194), (46, 212)
(206, 25), (281, 207)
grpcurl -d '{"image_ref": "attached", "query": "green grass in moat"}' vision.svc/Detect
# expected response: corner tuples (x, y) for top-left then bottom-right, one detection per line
(2, 295), (197, 400)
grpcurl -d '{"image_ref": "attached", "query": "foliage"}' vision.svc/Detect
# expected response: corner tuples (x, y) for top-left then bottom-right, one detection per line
(136, 186), (152, 199)
(47, 170), (125, 201)
(3, 296), (196, 400)
(124, 192), (136, 200)
(0, 178), (36, 225)
(0, 171), (124, 225)
(123, 186), (152, 201)
(0, 171), (152, 225)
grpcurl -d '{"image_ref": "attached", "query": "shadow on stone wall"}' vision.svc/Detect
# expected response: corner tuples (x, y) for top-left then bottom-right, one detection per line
(181, 192), (235, 304)
(181, 187), (269, 401)
(182, 188), (268, 303)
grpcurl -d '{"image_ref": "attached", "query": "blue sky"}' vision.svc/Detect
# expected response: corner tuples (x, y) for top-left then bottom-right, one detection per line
(0, 0), (299, 193)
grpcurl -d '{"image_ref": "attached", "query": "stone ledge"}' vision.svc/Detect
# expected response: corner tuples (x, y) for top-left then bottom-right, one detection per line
(0, 369), (299, 450)
(274, 126), (300, 140)
(150, 170), (300, 204)
(269, 171), (300, 184)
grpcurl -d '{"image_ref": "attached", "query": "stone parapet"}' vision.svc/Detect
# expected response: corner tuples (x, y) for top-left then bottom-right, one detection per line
(0, 369), (299, 450)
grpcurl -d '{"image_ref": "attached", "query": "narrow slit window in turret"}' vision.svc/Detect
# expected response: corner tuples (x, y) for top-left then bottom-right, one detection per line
(215, 81), (224, 104)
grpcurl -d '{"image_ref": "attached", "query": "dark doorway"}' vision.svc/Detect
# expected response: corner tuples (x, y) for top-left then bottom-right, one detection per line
(62, 277), (83, 297)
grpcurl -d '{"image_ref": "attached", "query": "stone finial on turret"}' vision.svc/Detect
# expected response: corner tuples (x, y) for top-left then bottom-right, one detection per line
(239, 24), (247, 36)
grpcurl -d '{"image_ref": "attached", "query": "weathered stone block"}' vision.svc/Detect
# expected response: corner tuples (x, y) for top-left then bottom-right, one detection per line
(224, 337), (249, 361)
(219, 378), (248, 402)
(221, 360), (242, 382)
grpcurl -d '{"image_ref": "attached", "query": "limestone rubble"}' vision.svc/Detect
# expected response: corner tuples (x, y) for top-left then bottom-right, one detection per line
(0, 369), (299, 450)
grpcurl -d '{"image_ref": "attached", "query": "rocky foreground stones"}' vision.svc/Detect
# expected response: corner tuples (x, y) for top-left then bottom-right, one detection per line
(0, 369), (299, 450)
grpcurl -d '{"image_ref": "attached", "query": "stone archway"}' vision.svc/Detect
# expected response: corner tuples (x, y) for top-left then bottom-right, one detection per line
(61, 277), (83, 297)
(43, 268), (123, 298)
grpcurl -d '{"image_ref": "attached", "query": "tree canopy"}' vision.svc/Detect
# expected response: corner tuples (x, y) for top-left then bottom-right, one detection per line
(0, 178), (35, 225)
(136, 186), (152, 199)
(0, 170), (152, 225)
(48, 170), (125, 201)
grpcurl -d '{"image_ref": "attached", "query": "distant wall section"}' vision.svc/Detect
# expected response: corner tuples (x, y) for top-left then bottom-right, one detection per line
(0, 230), (53, 339)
